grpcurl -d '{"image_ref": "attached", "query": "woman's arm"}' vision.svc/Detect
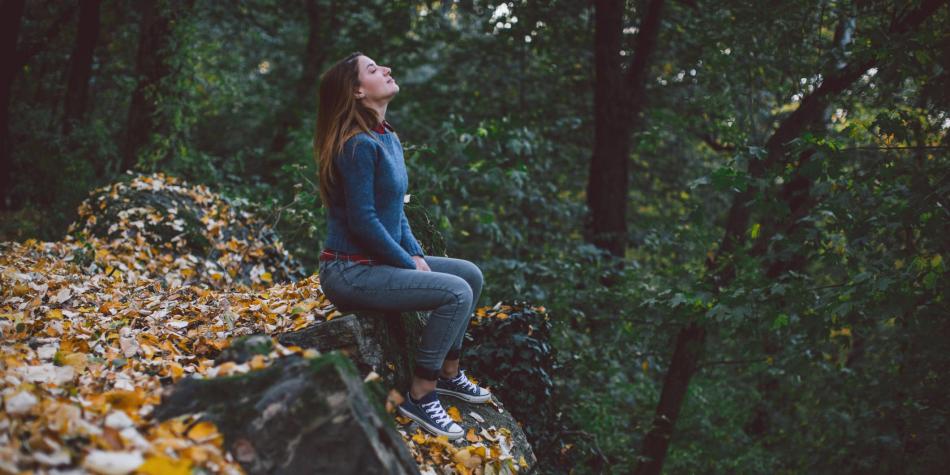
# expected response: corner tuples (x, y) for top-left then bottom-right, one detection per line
(399, 210), (425, 257)
(337, 138), (417, 269)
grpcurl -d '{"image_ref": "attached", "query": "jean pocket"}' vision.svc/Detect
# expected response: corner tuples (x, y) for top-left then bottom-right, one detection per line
(338, 261), (371, 286)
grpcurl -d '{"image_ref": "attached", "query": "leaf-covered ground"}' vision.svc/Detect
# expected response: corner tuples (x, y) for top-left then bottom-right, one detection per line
(1, 175), (531, 474)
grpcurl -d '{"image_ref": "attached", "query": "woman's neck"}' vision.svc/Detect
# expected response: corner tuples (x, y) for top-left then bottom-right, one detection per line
(363, 101), (388, 124)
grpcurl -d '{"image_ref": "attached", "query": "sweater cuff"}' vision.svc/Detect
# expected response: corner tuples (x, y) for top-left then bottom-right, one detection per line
(405, 240), (424, 257)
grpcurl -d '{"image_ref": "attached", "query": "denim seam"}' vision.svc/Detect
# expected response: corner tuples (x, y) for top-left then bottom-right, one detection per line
(435, 288), (468, 369)
(336, 267), (470, 295)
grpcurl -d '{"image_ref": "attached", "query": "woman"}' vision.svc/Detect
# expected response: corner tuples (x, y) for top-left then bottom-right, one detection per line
(313, 52), (491, 440)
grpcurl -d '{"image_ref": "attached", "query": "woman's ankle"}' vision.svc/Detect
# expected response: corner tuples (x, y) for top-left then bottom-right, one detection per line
(440, 358), (460, 379)
(410, 377), (436, 400)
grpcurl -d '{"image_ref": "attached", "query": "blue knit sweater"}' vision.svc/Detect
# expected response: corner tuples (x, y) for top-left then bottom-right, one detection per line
(323, 129), (425, 269)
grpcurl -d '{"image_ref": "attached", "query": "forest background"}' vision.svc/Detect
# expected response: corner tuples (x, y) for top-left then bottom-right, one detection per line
(1, 0), (948, 473)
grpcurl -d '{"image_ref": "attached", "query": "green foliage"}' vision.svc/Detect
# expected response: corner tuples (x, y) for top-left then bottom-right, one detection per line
(464, 302), (561, 467)
(5, 1), (950, 473)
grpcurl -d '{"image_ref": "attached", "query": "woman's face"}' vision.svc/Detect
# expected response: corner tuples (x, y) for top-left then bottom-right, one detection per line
(355, 55), (398, 102)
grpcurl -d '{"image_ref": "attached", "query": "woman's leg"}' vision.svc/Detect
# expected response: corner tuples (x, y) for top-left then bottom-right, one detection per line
(423, 256), (484, 378)
(318, 259), (474, 397)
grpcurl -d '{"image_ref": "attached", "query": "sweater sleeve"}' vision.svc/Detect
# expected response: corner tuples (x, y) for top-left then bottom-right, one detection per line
(400, 210), (425, 257)
(337, 138), (417, 269)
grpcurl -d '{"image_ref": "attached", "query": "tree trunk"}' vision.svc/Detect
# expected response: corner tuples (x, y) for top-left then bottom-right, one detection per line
(62, 0), (101, 138)
(587, 0), (627, 260)
(586, 0), (664, 265)
(0, 0), (26, 210)
(632, 322), (705, 475)
(120, 1), (176, 174)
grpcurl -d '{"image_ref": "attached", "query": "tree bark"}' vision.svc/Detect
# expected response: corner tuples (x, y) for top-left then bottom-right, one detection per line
(120, 1), (174, 174)
(62, 0), (102, 138)
(0, 0), (26, 210)
(586, 0), (665, 265)
(632, 322), (705, 475)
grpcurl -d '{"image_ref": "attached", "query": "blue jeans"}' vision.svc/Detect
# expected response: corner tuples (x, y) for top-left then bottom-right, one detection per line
(317, 255), (484, 381)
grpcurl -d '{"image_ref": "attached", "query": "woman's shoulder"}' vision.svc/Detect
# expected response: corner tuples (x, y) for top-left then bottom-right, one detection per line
(342, 131), (379, 146)
(340, 132), (383, 156)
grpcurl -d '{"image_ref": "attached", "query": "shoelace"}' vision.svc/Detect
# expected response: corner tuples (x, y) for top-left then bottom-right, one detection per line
(447, 369), (479, 393)
(420, 400), (453, 427)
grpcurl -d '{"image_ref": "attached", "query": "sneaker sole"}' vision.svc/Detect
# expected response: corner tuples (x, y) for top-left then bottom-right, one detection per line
(397, 405), (465, 439)
(434, 387), (492, 403)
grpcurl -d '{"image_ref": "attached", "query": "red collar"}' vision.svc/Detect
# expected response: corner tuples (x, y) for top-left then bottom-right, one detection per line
(372, 120), (395, 134)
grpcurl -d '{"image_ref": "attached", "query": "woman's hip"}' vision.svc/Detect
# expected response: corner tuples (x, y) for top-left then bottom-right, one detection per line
(318, 259), (473, 312)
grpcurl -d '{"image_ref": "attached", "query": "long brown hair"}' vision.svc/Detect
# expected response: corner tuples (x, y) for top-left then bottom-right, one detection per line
(314, 51), (386, 208)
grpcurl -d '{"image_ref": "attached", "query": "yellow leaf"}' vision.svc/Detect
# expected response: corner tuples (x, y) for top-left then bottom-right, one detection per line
(138, 454), (192, 475)
(62, 352), (88, 372)
(181, 445), (213, 462)
(103, 390), (143, 412)
(453, 448), (481, 470)
(249, 354), (267, 370)
(187, 421), (221, 443)
(446, 405), (462, 422)
(465, 427), (479, 442)
(750, 223), (761, 239)
(168, 362), (184, 381)
(161, 339), (180, 356)
(215, 361), (236, 375)
(260, 272), (273, 283)
(830, 327), (851, 338)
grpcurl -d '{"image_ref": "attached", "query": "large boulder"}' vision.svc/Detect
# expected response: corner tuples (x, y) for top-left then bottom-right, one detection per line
(274, 308), (541, 472)
(154, 350), (420, 474)
(66, 172), (307, 289)
(277, 310), (423, 393)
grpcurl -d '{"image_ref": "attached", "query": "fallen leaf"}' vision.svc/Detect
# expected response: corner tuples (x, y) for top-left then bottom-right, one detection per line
(82, 450), (143, 475)
(137, 454), (191, 475)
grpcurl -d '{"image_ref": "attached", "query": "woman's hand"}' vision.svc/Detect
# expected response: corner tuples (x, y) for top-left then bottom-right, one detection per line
(412, 255), (431, 272)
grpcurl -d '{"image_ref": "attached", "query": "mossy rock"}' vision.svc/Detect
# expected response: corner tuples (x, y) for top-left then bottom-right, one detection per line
(154, 350), (419, 474)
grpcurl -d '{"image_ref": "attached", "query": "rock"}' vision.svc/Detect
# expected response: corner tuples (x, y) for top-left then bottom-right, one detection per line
(276, 310), (426, 392)
(274, 310), (540, 472)
(153, 351), (419, 475)
(214, 334), (274, 364)
(66, 172), (307, 289)
(402, 392), (538, 470)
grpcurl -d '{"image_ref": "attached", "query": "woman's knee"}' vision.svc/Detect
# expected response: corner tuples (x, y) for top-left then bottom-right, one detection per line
(471, 262), (483, 288)
(440, 275), (473, 313)
(457, 259), (483, 288)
